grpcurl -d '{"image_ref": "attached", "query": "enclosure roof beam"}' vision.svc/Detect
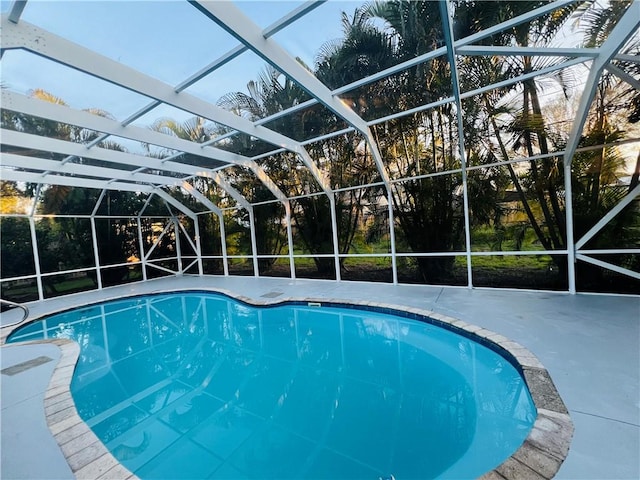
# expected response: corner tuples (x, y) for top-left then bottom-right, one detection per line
(202, 173), (252, 209)
(153, 188), (197, 219)
(1, 90), (287, 202)
(1, 128), (251, 209)
(456, 46), (600, 57)
(0, 16), (298, 153)
(251, 126), (358, 161)
(1, 155), (225, 218)
(331, 0), (577, 96)
(174, 0), (325, 93)
(190, 1), (371, 139)
(365, 56), (588, 127)
(0, 92), (233, 168)
(111, 1), (325, 133)
(615, 53), (640, 64)
(189, 0), (391, 186)
(0, 169), (155, 193)
(83, 1), (328, 194)
(8, 0), (27, 23)
(0, 15), (323, 196)
(1, 153), (188, 189)
(605, 63), (640, 91)
(2, 128), (214, 178)
(563, 0), (640, 166)
(204, 0), (579, 150)
(180, 183), (224, 216)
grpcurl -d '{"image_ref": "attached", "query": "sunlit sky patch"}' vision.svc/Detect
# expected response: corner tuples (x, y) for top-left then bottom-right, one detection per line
(1, 1), (364, 124)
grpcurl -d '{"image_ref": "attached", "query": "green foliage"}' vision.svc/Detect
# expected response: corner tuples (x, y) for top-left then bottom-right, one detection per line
(0, 217), (35, 278)
(35, 218), (94, 273)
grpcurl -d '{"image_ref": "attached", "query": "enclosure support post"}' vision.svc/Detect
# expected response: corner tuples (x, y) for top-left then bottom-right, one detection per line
(440, 0), (473, 289)
(564, 163), (577, 294)
(285, 201), (296, 280)
(249, 207), (259, 277)
(137, 217), (148, 281)
(329, 194), (341, 281)
(560, 1), (640, 294)
(90, 218), (103, 289)
(194, 216), (203, 276)
(27, 184), (44, 301)
(28, 216), (44, 301)
(91, 190), (106, 289)
(388, 190), (398, 285)
(174, 218), (183, 275)
(219, 213), (229, 276)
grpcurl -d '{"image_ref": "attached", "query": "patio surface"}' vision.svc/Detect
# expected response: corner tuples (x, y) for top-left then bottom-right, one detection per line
(1, 275), (638, 479)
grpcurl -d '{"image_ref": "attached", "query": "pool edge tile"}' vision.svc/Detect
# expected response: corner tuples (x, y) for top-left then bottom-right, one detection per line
(37, 338), (139, 480)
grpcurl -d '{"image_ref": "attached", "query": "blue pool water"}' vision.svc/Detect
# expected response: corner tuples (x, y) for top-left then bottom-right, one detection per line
(8, 292), (535, 479)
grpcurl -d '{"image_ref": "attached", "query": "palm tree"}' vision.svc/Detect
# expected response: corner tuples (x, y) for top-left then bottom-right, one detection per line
(358, 0), (470, 282)
(218, 58), (384, 276)
(454, 1), (584, 259)
(570, 0), (640, 285)
(456, 0), (639, 289)
(217, 73), (299, 272)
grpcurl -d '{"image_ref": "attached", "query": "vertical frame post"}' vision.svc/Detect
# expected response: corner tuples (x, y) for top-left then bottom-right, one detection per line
(388, 189), (398, 285)
(90, 189), (107, 290)
(218, 212), (229, 276)
(329, 194), (341, 281)
(248, 207), (259, 277)
(174, 217), (183, 274)
(564, 162), (576, 293)
(90, 218), (103, 289)
(194, 215), (203, 275)
(440, 0), (473, 288)
(137, 217), (148, 281)
(28, 217), (44, 301)
(28, 184), (44, 300)
(285, 200), (296, 279)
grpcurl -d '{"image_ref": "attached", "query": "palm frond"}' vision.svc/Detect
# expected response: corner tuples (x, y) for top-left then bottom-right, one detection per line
(83, 108), (116, 120)
(573, 0), (633, 47)
(28, 88), (68, 106)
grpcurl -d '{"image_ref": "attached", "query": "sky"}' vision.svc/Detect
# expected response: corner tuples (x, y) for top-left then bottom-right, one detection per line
(0, 0), (364, 127)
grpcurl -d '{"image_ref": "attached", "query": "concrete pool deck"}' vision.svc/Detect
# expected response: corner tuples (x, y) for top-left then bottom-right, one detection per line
(1, 275), (638, 479)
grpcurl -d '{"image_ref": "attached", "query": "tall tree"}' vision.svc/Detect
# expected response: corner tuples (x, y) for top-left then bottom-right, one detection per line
(361, 1), (470, 281)
(456, 0), (639, 287)
(455, 1), (583, 259)
(218, 61), (379, 275)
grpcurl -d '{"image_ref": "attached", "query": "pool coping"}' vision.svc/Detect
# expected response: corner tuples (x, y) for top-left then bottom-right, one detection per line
(1, 287), (574, 480)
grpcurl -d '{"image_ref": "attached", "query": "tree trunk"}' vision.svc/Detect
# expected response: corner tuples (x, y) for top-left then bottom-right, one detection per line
(629, 150), (640, 191)
(523, 81), (562, 249)
(528, 79), (565, 245)
(485, 98), (552, 251)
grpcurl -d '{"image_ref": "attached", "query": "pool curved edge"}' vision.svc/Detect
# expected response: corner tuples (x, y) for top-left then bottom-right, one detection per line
(1, 289), (573, 480)
(0, 337), (139, 480)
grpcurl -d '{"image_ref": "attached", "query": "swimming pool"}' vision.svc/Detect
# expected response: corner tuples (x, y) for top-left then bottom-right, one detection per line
(8, 291), (537, 479)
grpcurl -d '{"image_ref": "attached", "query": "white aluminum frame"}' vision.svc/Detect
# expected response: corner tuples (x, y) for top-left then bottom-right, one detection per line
(1, 0), (638, 297)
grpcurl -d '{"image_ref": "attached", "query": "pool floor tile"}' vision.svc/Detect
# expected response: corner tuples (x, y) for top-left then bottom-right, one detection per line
(302, 448), (382, 479)
(105, 418), (180, 472)
(136, 437), (221, 480)
(191, 407), (261, 460)
(227, 424), (317, 479)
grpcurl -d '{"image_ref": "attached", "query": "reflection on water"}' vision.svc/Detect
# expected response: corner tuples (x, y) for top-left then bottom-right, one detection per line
(8, 294), (535, 479)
